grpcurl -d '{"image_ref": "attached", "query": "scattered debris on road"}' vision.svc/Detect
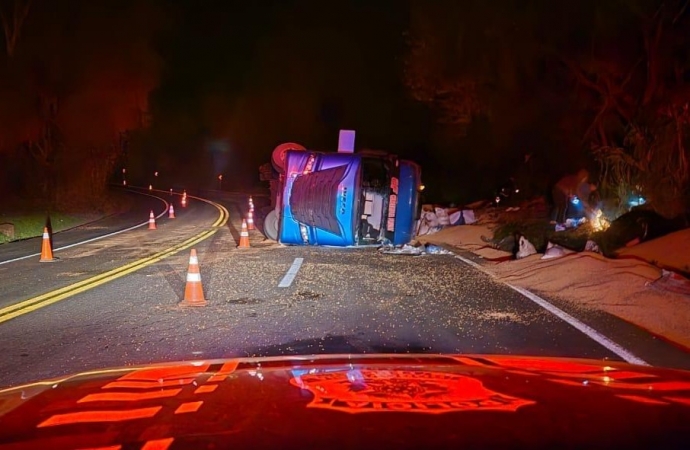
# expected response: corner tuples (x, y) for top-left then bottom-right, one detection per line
(378, 242), (454, 256)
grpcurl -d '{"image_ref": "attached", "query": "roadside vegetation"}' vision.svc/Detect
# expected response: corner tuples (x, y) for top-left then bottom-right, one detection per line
(0, 212), (92, 244)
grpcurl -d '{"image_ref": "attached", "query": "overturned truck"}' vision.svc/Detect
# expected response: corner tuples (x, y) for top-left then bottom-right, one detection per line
(262, 130), (423, 247)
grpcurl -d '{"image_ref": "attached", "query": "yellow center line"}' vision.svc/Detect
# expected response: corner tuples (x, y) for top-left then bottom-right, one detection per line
(0, 199), (229, 325)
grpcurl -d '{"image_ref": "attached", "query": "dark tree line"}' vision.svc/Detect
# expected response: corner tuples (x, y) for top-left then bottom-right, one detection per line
(404, 0), (690, 216)
(3, 0), (687, 216)
(0, 0), (164, 210)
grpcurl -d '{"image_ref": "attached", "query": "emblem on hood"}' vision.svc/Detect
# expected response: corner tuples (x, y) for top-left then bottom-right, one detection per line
(290, 369), (535, 414)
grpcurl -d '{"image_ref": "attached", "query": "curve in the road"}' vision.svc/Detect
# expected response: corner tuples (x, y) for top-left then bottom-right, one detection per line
(0, 190), (170, 266)
(0, 195), (228, 325)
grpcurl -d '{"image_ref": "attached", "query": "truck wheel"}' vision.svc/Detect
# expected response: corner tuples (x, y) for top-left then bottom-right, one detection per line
(272, 142), (306, 173)
(264, 210), (279, 241)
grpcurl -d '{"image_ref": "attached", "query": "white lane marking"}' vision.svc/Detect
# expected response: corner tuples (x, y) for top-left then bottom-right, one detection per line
(278, 257), (304, 288)
(454, 254), (649, 366)
(454, 254), (485, 271)
(0, 193), (169, 266)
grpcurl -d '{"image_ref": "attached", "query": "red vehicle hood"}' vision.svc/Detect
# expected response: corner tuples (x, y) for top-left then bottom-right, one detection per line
(0, 354), (689, 449)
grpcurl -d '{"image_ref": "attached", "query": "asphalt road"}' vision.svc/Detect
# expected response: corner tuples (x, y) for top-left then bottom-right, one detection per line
(0, 192), (688, 389)
(0, 188), (219, 309)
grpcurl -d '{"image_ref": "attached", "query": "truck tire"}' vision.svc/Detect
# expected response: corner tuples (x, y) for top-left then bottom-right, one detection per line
(272, 142), (306, 173)
(264, 210), (279, 241)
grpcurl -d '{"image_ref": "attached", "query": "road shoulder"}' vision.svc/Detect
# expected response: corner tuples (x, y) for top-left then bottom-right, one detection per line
(419, 224), (690, 354)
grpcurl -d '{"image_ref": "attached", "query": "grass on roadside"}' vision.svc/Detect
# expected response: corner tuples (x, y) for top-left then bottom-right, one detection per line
(0, 188), (137, 245)
(0, 212), (90, 244)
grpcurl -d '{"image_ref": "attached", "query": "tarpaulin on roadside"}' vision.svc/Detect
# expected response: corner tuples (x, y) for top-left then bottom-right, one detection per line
(646, 270), (690, 297)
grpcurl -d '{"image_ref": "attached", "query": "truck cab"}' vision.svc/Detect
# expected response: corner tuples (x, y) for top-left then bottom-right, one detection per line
(264, 131), (422, 247)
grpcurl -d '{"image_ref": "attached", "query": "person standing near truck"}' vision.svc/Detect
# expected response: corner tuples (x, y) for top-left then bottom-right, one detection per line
(551, 169), (597, 224)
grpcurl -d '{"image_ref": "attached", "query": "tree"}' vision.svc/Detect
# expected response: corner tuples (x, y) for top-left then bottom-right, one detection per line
(403, 1), (544, 135)
(0, 0), (31, 57)
(560, 0), (690, 216)
(403, 0), (554, 200)
(403, 0), (690, 212)
(0, 0), (165, 209)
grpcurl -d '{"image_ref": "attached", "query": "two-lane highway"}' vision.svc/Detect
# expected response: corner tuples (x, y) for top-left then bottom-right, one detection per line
(0, 192), (689, 389)
(0, 188), (227, 320)
(0, 188), (168, 264)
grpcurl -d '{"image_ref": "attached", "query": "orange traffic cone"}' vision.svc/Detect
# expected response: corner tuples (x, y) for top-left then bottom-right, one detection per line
(169, 204), (176, 219)
(148, 211), (157, 230)
(180, 249), (206, 307)
(247, 211), (255, 230)
(39, 227), (55, 262)
(238, 219), (250, 248)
